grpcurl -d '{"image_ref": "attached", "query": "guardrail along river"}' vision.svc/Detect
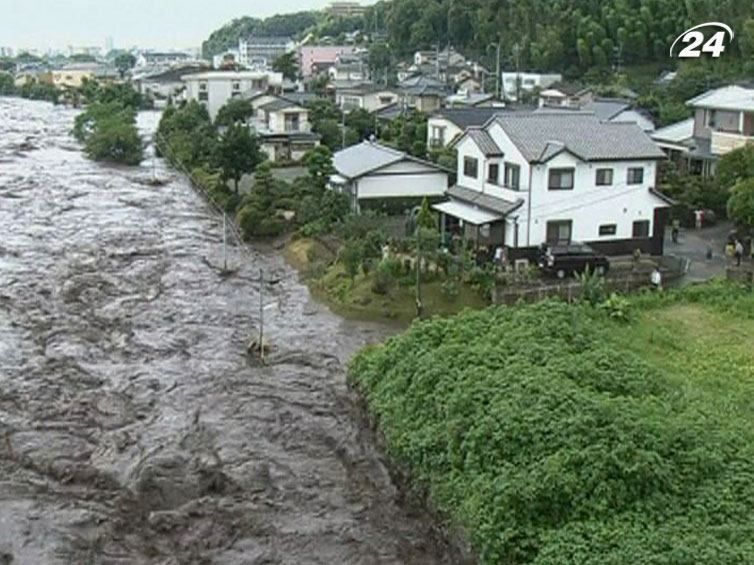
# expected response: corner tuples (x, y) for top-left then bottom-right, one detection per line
(0, 98), (461, 564)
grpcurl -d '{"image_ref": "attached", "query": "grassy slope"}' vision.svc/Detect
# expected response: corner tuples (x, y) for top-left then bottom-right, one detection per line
(349, 283), (754, 564)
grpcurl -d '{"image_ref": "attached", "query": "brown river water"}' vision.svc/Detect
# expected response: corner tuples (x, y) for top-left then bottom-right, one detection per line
(0, 98), (464, 564)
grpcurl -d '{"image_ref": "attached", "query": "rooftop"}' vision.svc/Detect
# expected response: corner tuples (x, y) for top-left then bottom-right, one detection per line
(333, 141), (448, 179)
(493, 113), (666, 162)
(686, 84), (754, 112)
(467, 127), (503, 157)
(430, 107), (504, 129)
(242, 36), (293, 45)
(651, 118), (695, 145)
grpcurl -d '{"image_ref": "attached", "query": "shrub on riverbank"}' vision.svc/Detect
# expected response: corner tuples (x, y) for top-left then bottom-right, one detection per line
(349, 282), (754, 564)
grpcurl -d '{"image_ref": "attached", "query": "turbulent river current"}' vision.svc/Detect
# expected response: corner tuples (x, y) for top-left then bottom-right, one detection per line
(0, 98), (461, 564)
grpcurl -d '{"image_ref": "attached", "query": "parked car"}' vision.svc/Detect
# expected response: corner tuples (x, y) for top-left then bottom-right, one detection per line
(538, 243), (610, 279)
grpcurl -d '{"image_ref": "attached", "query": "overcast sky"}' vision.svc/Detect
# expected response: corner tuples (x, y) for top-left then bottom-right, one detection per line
(0, 0), (342, 52)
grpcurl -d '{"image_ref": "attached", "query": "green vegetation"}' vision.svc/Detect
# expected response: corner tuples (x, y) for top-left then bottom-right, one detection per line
(728, 178), (754, 230)
(73, 101), (143, 165)
(349, 282), (754, 564)
(214, 124), (264, 194)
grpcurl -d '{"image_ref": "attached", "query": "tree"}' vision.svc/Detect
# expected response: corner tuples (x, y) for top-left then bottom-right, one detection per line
(415, 197), (437, 231)
(272, 51), (298, 81)
(0, 72), (15, 95)
(728, 178), (754, 229)
(74, 102), (143, 165)
(214, 124), (263, 194)
(345, 108), (375, 141)
(114, 53), (137, 77)
(215, 98), (255, 127)
(717, 145), (754, 191)
(305, 145), (335, 191)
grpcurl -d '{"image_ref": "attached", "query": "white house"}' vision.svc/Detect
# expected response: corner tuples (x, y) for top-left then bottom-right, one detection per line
(501, 72), (562, 101)
(330, 142), (451, 212)
(238, 36), (295, 70)
(427, 107), (503, 149)
(182, 71), (284, 120)
(436, 112), (671, 259)
(335, 83), (400, 112)
(136, 51), (194, 69)
(650, 84), (754, 177)
(245, 93), (320, 161)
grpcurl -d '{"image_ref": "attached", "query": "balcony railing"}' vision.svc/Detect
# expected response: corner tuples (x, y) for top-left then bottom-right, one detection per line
(711, 130), (754, 155)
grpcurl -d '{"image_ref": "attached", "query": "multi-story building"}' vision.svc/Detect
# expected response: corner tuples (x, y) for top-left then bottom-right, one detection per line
(299, 45), (355, 77)
(245, 93), (320, 161)
(335, 83), (399, 112)
(651, 84), (754, 177)
(136, 51), (194, 69)
(501, 71), (562, 101)
(326, 1), (367, 18)
(434, 112), (671, 259)
(182, 70), (284, 120)
(427, 107), (503, 149)
(238, 36), (295, 70)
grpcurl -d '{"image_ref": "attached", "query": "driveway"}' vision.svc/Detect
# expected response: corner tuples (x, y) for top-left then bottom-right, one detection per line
(665, 221), (733, 283)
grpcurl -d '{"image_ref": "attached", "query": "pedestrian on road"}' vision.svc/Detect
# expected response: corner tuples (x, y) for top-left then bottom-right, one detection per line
(734, 239), (744, 267)
(671, 219), (680, 243)
(695, 209), (704, 230)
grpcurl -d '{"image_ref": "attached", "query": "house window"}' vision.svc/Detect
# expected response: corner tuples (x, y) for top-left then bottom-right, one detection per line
(430, 126), (446, 147)
(627, 167), (644, 185)
(706, 109), (717, 128)
(599, 224), (617, 236)
(379, 95), (394, 104)
(285, 113), (300, 132)
(595, 168), (613, 186)
(546, 220), (572, 245)
(487, 163), (499, 184)
(548, 168), (574, 190)
(632, 220), (650, 238)
(504, 163), (521, 190)
(231, 81), (241, 91)
(463, 156), (478, 179)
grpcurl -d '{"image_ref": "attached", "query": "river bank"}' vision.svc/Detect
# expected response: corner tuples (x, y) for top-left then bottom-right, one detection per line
(0, 97), (466, 563)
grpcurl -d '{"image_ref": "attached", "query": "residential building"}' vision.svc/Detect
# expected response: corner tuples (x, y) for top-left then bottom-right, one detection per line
(581, 98), (655, 132)
(212, 50), (240, 70)
(328, 52), (369, 82)
(335, 82), (400, 112)
(136, 51), (193, 69)
(651, 84), (754, 177)
(238, 36), (295, 70)
(0, 47), (13, 58)
(182, 70), (284, 120)
(445, 91), (497, 108)
(501, 71), (562, 101)
(133, 64), (208, 106)
(426, 107), (504, 149)
(436, 112), (670, 258)
(330, 141), (451, 213)
(537, 82), (594, 108)
(299, 45), (355, 77)
(326, 1), (367, 18)
(51, 63), (102, 89)
(245, 93), (320, 161)
(398, 74), (449, 113)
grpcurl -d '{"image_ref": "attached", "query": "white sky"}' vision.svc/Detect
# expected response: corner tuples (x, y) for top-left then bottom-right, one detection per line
(0, 0), (350, 52)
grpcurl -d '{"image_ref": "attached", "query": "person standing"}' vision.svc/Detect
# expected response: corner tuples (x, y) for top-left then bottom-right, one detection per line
(671, 219), (680, 243)
(650, 267), (662, 291)
(734, 239), (744, 267)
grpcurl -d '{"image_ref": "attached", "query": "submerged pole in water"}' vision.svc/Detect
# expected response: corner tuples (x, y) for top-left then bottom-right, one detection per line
(258, 268), (264, 361)
(222, 213), (227, 271)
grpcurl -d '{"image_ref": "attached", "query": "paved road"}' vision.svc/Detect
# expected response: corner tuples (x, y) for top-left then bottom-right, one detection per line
(665, 221), (733, 283)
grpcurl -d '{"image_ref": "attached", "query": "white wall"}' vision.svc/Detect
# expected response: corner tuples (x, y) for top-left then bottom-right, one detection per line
(427, 116), (464, 148)
(355, 160), (448, 200)
(523, 153), (660, 246)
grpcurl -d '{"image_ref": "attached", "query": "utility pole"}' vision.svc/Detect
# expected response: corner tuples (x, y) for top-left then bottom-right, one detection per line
(415, 231), (423, 319)
(513, 42), (521, 102)
(258, 267), (265, 362)
(488, 42), (502, 100)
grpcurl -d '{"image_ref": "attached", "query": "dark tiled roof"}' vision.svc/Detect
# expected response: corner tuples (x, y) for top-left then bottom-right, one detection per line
(581, 98), (632, 121)
(447, 185), (522, 215)
(258, 97), (299, 112)
(430, 107), (503, 129)
(467, 127), (503, 156)
(494, 113), (666, 162)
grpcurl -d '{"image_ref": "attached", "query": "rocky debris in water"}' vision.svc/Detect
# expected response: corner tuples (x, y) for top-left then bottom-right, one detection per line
(18, 139), (37, 152)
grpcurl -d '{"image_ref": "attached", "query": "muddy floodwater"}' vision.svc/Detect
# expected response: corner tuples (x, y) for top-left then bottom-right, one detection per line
(0, 98), (462, 564)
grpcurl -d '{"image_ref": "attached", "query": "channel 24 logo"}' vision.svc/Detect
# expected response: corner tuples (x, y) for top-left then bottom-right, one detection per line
(670, 22), (735, 58)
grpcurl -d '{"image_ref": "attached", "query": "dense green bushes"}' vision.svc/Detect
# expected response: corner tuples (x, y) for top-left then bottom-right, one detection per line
(349, 284), (754, 564)
(73, 101), (143, 165)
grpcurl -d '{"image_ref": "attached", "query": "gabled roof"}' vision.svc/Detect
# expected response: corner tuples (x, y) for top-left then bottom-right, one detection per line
(466, 127), (503, 157)
(257, 97), (301, 112)
(399, 74), (448, 96)
(651, 118), (694, 145)
(493, 113), (665, 162)
(333, 141), (449, 180)
(447, 185), (522, 215)
(541, 81), (589, 97)
(686, 85), (754, 112)
(430, 107), (503, 129)
(581, 98), (632, 121)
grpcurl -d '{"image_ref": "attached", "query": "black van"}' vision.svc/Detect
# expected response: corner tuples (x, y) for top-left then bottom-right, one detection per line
(538, 243), (610, 279)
